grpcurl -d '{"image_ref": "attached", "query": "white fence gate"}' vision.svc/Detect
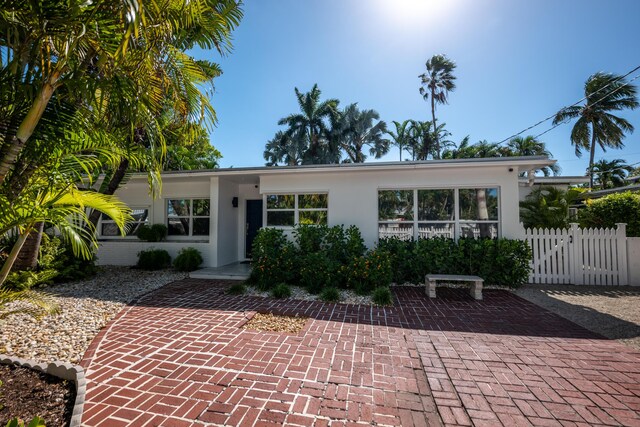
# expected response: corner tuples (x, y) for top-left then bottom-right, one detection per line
(524, 223), (628, 285)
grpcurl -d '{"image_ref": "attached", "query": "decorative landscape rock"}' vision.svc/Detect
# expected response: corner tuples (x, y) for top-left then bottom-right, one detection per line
(0, 267), (187, 364)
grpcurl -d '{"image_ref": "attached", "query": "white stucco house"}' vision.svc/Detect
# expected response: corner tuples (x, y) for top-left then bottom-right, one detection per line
(96, 156), (559, 268)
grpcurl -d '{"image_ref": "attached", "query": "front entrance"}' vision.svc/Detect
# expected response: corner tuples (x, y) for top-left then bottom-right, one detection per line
(245, 199), (263, 258)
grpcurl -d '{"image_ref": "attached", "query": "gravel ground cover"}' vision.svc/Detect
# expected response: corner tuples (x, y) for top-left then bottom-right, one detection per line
(241, 312), (308, 333)
(0, 267), (186, 364)
(245, 284), (373, 305)
(515, 284), (640, 349)
(0, 364), (75, 427)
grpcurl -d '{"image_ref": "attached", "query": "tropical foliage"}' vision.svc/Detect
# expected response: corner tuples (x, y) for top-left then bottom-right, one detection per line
(264, 85), (390, 165)
(579, 192), (640, 237)
(589, 158), (633, 189)
(553, 72), (639, 188)
(520, 186), (581, 229)
(0, 0), (242, 288)
(419, 54), (457, 158)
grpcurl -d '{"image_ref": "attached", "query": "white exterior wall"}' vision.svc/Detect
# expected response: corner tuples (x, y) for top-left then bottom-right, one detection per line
(216, 178), (239, 267)
(96, 175), (217, 267)
(628, 237), (640, 286)
(260, 165), (521, 248)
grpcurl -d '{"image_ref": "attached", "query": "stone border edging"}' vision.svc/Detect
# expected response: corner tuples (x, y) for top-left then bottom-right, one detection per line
(0, 354), (85, 427)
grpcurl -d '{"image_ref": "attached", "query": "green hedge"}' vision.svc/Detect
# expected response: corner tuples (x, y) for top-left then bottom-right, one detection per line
(579, 192), (640, 237)
(249, 224), (532, 292)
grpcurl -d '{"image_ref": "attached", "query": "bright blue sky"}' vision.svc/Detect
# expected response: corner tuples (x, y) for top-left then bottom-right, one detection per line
(193, 0), (640, 176)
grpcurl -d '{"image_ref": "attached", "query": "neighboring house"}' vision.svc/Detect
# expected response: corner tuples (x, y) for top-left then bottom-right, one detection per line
(96, 156), (555, 267)
(518, 176), (590, 201)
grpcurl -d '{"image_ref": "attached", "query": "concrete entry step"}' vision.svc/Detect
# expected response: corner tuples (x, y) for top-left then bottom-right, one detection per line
(189, 262), (251, 280)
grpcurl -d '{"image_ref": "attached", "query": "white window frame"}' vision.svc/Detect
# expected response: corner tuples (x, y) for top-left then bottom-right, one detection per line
(166, 198), (211, 239)
(263, 192), (329, 228)
(98, 206), (151, 239)
(378, 187), (500, 241)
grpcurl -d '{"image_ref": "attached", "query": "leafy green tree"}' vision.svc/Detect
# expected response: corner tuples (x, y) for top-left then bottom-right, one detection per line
(387, 120), (412, 161)
(337, 104), (390, 163)
(419, 54), (457, 158)
(579, 192), (640, 236)
(264, 131), (305, 166)
(442, 138), (503, 159)
(506, 136), (560, 176)
(520, 186), (581, 229)
(589, 158), (633, 189)
(553, 72), (639, 188)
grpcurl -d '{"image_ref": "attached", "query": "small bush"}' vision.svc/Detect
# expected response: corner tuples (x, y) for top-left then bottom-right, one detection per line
(340, 249), (393, 294)
(299, 252), (338, 294)
(137, 249), (171, 270)
(173, 247), (203, 272)
(136, 224), (168, 242)
(250, 228), (296, 290)
(319, 286), (341, 303)
(372, 286), (393, 306)
(271, 283), (292, 299)
(227, 283), (247, 295)
(579, 192), (640, 237)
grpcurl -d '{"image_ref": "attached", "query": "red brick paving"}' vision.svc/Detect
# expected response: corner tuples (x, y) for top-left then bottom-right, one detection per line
(80, 280), (640, 426)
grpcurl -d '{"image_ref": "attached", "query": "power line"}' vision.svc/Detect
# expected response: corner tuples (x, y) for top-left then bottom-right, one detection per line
(497, 64), (640, 144)
(528, 72), (640, 142)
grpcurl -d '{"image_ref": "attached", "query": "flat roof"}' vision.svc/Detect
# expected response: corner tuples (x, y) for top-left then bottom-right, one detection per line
(141, 156), (555, 179)
(519, 175), (590, 185)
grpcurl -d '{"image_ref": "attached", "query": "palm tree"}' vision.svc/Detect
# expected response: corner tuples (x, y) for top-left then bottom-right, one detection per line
(406, 120), (436, 161)
(387, 120), (412, 161)
(442, 138), (503, 159)
(278, 84), (340, 164)
(419, 54), (457, 158)
(589, 158), (633, 189)
(553, 72), (639, 188)
(337, 104), (390, 163)
(263, 131), (306, 166)
(520, 186), (581, 229)
(506, 135), (561, 176)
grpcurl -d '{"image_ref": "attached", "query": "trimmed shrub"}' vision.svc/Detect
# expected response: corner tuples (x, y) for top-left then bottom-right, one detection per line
(372, 286), (393, 306)
(319, 286), (341, 303)
(173, 247), (203, 271)
(271, 283), (292, 299)
(227, 283), (247, 295)
(579, 192), (640, 237)
(137, 249), (171, 270)
(340, 249), (393, 294)
(299, 252), (338, 294)
(250, 228), (296, 290)
(136, 224), (168, 242)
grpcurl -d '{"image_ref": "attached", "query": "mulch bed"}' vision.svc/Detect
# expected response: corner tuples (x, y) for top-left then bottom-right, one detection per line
(242, 312), (308, 334)
(0, 364), (75, 427)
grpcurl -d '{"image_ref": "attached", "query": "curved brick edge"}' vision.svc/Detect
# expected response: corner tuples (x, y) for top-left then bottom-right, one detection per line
(0, 355), (85, 427)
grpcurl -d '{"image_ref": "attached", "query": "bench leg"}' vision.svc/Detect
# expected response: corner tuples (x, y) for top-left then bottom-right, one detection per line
(470, 281), (483, 300)
(426, 280), (437, 298)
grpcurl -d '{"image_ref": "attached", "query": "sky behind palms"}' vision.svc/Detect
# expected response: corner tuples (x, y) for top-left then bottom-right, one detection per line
(192, 0), (640, 176)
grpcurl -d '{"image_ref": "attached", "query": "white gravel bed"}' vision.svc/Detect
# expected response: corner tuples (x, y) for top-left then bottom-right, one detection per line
(244, 285), (373, 305)
(0, 267), (186, 364)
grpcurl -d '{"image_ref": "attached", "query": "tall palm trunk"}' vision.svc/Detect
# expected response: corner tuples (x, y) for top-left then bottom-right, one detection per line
(13, 222), (45, 271)
(0, 71), (60, 186)
(430, 90), (439, 159)
(476, 189), (490, 238)
(588, 121), (597, 189)
(0, 229), (31, 286)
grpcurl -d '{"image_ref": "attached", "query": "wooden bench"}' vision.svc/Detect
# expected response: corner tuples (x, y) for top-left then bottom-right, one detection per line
(425, 274), (483, 300)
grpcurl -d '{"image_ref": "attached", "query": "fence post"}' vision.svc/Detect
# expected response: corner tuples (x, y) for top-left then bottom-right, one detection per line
(569, 223), (581, 285)
(616, 223), (628, 286)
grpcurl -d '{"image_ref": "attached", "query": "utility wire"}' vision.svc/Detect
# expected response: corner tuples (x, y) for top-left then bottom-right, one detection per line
(497, 64), (640, 144)
(527, 72), (640, 143)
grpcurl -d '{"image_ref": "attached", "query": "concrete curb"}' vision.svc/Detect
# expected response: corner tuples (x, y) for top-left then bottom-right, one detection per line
(0, 355), (85, 427)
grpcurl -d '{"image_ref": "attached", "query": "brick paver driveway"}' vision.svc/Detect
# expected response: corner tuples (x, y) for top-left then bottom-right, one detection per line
(81, 280), (640, 427)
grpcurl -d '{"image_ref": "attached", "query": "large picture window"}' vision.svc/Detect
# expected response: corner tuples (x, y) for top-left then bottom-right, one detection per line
(167, 199), (210, 236)
(266, 193), (328, 227)
(378, 188), (499, 240)
(100, 208), (149, 237)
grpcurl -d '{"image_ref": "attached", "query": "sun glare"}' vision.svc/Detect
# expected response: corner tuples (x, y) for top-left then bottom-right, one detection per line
(374, 0), (460, 27)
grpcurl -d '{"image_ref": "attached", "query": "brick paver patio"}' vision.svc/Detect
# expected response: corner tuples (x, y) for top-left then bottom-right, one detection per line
(81, 280), (640, 427)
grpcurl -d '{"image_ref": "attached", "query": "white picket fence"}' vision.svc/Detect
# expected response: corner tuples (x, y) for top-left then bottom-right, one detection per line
(524, 223), (628, 285)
